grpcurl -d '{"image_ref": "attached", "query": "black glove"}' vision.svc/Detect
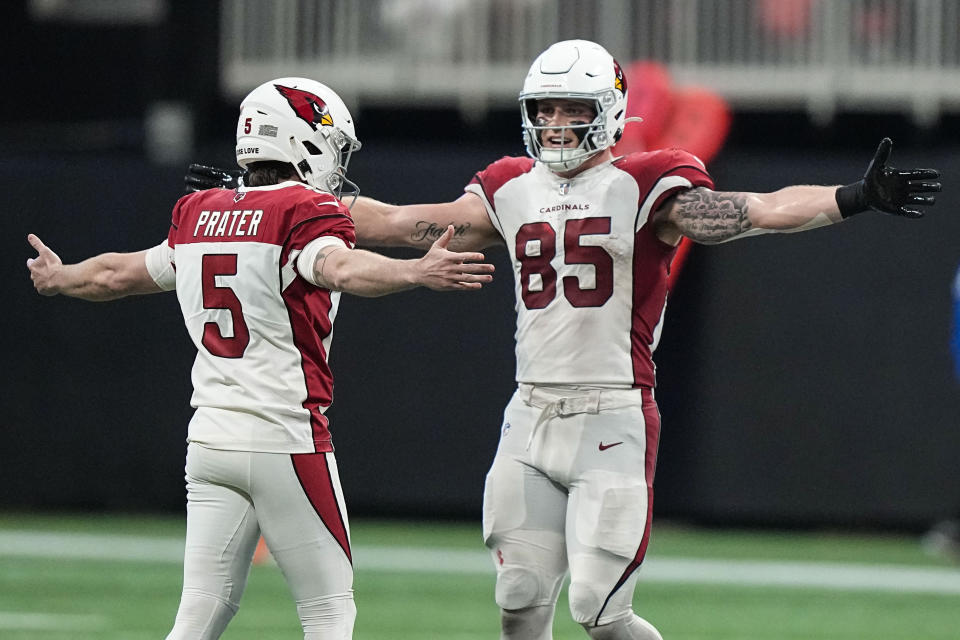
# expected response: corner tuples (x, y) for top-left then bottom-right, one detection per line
(835, 138), (941, 219)
(184, 164), (246, 192)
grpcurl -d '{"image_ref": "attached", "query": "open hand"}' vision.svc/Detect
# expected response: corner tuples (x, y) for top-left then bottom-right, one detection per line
(837, 138), (941, 218)
(417, 225), (495, 290)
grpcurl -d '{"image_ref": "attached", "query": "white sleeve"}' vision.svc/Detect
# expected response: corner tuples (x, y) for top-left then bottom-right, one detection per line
(144, 241), (176, 291)
(464, 183), (505, 239)
(296, 236), (351, 286)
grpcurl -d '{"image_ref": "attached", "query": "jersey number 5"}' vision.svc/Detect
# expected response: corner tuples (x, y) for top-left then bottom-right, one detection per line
(201, 254), (250, 358)
(516, 217), (614, 309)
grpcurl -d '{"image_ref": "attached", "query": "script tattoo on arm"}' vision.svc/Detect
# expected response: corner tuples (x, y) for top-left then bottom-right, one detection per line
(410, 221), (472, 244)
(670, 188), (752, 244)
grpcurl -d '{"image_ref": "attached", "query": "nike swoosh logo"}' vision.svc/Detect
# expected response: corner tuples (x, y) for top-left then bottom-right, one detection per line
(598, 441), (624, 451)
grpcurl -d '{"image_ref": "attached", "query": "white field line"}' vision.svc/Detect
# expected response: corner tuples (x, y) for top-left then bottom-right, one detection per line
(2, 530), (959, 595)
(0, 612), (107, 631)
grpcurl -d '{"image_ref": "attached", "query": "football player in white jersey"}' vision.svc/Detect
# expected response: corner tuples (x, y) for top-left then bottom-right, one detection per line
(185, 41), (940, 640)
(26, 77), (494, 640)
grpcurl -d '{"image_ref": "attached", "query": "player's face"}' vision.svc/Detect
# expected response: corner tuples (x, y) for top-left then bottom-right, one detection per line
(534, 99), (597, 148)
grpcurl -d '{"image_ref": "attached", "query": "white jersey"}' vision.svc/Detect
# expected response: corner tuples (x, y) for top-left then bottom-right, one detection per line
(146, 181), (356, 453)
(465, 150), (713, 388)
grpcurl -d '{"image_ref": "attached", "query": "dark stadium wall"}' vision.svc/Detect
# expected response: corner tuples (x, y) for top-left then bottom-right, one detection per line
(4, 143), (959, 530)
(652, 145), (960, 529)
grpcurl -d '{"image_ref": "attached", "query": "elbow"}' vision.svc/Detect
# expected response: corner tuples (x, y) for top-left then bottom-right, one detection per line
(90, 271), (128, 300)
(318, 254), (363, 295)
(745, 202), (778, 231)
(319, 252), (412, 298)
(92, 255), (136, 299)
(318, 263), (348, 292)
(323, 269), (352, 293)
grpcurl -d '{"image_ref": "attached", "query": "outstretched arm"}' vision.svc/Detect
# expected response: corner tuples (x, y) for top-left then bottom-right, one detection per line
(183, 163), (504, 251)
(655, 138), (941, 245)
(348, 193), (502, 251)
(26, 234), (163, 300)
(656, 185), (841, 245)
(309, 225), (494, 297)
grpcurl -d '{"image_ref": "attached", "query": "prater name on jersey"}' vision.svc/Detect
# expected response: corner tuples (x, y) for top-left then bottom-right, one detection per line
(192, 209), (263, 238)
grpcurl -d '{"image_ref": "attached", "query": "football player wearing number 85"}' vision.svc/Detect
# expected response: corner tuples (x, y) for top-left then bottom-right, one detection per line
(26, 77), (494, 640)
(185, 41), (941, 640)
(341, 40), (942, 640)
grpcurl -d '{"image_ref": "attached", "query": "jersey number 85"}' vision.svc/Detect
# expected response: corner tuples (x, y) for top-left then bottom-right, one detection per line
(516, 217), (614, 309)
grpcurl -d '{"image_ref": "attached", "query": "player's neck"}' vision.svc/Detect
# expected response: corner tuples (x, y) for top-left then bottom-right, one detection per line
(551, 149), (613, 179)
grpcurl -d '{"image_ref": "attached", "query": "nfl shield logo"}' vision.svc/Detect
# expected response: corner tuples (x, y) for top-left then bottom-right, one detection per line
(559, 182), (570, 196)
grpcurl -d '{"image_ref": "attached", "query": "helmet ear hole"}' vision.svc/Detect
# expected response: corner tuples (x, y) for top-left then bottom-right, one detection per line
(525, 100), (538, 119)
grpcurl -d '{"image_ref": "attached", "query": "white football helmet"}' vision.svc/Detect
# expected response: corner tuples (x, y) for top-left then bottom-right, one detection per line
(520, 40), (629, 172)
(235, 77), (361, 197)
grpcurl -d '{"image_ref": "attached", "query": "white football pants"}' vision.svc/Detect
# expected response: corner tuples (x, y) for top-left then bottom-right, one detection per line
(483, 384), (660, 630)
(166, 443), (355, 640)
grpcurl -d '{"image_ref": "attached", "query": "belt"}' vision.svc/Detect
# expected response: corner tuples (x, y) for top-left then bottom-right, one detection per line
(518, 383), (649, 450)
(519, 383), (645, 415)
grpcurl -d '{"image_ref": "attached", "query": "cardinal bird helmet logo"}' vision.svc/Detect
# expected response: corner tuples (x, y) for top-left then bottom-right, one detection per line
(274, 84), (334, 131)
(613, 60), (626, 93)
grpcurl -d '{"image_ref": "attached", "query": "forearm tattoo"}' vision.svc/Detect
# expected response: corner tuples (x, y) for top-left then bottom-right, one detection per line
(410, 221), (472, 244)
(672, 188), (752, 244)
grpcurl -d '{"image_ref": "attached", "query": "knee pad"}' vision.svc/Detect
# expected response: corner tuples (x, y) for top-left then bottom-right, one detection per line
(568, 580), (605, 624)
(582, 614), (663, 640)
(495, 566), (541, 610)
(297, 592), (356, 639)
(501, 605), (555, 640)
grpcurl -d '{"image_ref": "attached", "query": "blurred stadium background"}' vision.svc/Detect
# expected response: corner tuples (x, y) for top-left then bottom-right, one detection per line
(4, 0), (960, 637)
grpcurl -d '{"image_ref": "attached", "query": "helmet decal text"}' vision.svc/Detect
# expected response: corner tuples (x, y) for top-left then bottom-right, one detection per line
(274, 84), (334, 130)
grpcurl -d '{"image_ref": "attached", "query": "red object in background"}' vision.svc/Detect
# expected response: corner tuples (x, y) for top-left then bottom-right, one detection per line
(658, 89), (731, 290)
(614, 61), (731, 165)
(757, 0), (812, 38)
(253, 536), (271, 565)
(613, 61), (673, 156)
(614, 62), (733, 291)
(667, 232), (696, 291)
(650, 88), (732, 168)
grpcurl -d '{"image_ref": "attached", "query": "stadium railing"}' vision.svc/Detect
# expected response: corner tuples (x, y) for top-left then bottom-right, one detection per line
(220, 0), (960, 125)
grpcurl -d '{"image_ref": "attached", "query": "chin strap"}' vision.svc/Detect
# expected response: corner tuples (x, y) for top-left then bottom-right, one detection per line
(541, 148), (596, 171)
(617, 116), (644, 142)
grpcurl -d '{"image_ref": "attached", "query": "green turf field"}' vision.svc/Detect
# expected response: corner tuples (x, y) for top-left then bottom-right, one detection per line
(0, 512), (957, 639)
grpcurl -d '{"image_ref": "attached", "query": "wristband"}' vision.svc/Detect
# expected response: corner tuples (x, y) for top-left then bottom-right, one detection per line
(835, 182), (867, 218)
